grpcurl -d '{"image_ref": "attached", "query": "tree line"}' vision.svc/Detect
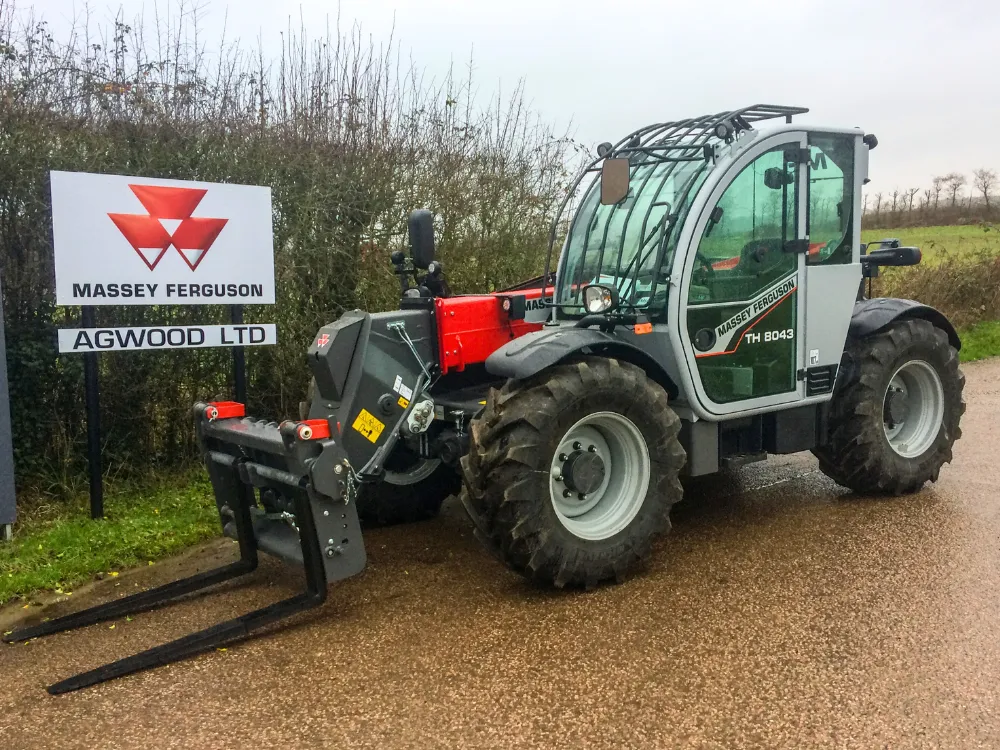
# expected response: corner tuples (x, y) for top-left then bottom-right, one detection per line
(863, 170), (998, 228)
(0, 1), (579, 492)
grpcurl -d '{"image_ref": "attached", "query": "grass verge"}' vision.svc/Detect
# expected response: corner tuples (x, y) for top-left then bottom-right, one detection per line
(862, 223), (1000, 264)
(958, 321), (1000, 363)
(0, 473), (219, 605)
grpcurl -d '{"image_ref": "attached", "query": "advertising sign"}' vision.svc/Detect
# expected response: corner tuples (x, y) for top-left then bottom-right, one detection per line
(57, 324), (277, 353)
(51, 171), (275, 305)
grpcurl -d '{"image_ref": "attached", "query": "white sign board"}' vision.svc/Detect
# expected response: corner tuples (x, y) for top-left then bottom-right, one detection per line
(51, 171), (275, 306)
(58, 324), (277, 353)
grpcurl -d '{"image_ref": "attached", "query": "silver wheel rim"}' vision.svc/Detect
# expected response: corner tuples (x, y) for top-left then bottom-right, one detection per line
(882, 359), (945, 459)
(385, 458), (441, 486)
(549, 411), (650, 541)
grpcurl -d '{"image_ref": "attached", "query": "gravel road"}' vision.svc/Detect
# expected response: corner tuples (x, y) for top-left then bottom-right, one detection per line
(3, 359), (998, 749)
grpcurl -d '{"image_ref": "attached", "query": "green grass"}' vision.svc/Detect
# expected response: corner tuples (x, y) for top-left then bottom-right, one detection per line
(862, 224), (1000, 264)
(0, 474), (219, 605)
(957, 321), (1000, 363)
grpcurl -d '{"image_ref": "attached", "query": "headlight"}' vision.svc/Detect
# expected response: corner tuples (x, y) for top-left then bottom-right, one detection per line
(582, 284), (617, 314)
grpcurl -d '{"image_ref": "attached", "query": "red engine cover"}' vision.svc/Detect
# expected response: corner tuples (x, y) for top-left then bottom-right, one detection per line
(435, 289), (548, 374)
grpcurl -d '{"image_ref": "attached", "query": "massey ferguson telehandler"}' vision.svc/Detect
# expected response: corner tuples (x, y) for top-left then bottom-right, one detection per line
(10, 105), (965, 694)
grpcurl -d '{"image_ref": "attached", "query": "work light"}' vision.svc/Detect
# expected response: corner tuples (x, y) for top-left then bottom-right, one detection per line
(582, 284), (617, 314)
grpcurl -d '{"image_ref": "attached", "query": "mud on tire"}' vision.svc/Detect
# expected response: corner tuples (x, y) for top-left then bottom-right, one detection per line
(459, 357), (685, 588)
(813, 318), (965, 495)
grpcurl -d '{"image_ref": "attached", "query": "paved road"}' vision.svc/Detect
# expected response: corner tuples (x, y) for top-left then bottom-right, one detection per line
(3, 360), (998, 749)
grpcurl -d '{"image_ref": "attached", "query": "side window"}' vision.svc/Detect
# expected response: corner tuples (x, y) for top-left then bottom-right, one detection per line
(807, 135), (855, 265)
(686, 145), (800, 404)
(688, 146), (797, 305)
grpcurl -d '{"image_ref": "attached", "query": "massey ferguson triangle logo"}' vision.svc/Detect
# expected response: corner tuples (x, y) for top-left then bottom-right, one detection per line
(108, 185), (228, 271)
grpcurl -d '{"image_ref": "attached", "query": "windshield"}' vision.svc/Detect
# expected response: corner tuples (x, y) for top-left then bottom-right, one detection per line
(556, 157), (708, 312)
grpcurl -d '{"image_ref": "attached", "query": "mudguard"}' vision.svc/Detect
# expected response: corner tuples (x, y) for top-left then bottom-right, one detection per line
(850, 298), (961, 350)
(485, 325), (678, 397)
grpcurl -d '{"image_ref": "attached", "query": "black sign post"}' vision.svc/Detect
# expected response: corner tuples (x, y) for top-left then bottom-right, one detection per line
(81, 305), (104, 519)
(230, 304), (247, 404)
(0, 269), (16, 540)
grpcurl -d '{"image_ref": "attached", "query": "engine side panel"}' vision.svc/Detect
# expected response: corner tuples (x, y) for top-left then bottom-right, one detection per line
(435, 293), (546, 374)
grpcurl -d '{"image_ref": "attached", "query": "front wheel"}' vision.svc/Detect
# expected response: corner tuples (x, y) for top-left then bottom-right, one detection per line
(813, 319), (965, 495)
(355, 450), (460, 527)
(460, 357), (685, 588)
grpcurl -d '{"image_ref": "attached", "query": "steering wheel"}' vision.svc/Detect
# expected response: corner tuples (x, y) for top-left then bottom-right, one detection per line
(692, 251), (716, 286)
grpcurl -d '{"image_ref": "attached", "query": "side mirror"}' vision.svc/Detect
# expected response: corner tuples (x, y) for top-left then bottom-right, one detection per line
(407, 209), (435, 269)
(763, 167), (793, 190)
(862, 246), (921, 267)
(600, 158), (630, 205)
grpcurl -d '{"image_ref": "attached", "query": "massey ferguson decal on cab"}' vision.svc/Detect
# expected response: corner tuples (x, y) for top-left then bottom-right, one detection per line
(51, 171), (275, 305)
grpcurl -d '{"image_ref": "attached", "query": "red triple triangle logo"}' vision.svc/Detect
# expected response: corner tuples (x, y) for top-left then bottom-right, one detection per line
(108, 185), (228, 271)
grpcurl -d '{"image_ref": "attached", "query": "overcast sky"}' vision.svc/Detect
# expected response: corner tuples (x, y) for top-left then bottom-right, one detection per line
(27, 0), (1000, 194)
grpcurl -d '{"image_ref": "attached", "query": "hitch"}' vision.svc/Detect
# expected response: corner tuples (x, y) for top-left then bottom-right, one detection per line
(4, 402), (367, 694)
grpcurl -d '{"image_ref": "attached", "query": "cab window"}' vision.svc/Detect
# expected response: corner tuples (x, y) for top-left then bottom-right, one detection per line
(688, 146), (798, 306)
(807, 134), (855, 265)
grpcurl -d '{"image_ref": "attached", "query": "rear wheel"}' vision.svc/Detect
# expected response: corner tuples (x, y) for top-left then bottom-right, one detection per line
(813, 319), (965, 495)
(460, 357), (685, 588)
(300, 379), (459, 527)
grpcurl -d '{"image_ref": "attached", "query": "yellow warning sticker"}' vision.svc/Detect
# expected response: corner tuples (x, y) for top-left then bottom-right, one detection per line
(397, 396), (410, 409)
(352, 408), (385, 443)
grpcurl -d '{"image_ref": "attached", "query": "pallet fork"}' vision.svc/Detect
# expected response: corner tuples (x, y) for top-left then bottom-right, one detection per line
(3, 403), (366, 694)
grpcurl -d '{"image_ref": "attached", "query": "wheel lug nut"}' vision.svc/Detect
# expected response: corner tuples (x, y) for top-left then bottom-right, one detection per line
(588, 444), (597, 453)
(559, 453), (567, 461)
(563, 489), (573, 498)
(578, 493), (586, 500)
(573, 441), (582, 451)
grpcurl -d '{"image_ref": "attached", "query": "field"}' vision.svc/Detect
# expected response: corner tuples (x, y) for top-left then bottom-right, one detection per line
(861, 224), (1000, 360)
(861, 224), (1000, 263)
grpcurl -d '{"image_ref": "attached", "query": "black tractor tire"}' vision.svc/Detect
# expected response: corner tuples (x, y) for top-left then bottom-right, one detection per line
(354, 458), (461, 527)
(813, 318), (965, 495)
(300, 378), (459, 527)
(460, 357), (685, 588)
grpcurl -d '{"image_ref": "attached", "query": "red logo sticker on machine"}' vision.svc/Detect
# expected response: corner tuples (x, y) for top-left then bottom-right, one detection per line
(316, 333), (330, 347)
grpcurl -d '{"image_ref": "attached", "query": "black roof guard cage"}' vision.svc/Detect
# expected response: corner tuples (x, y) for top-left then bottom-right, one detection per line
(540, 104), (810, 309)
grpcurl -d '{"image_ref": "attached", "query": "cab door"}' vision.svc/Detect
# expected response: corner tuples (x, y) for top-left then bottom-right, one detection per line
(675, 133), (808, 417)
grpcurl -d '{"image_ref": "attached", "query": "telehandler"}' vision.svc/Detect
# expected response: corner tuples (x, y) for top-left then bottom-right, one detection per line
(8, 105), (964, 693)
